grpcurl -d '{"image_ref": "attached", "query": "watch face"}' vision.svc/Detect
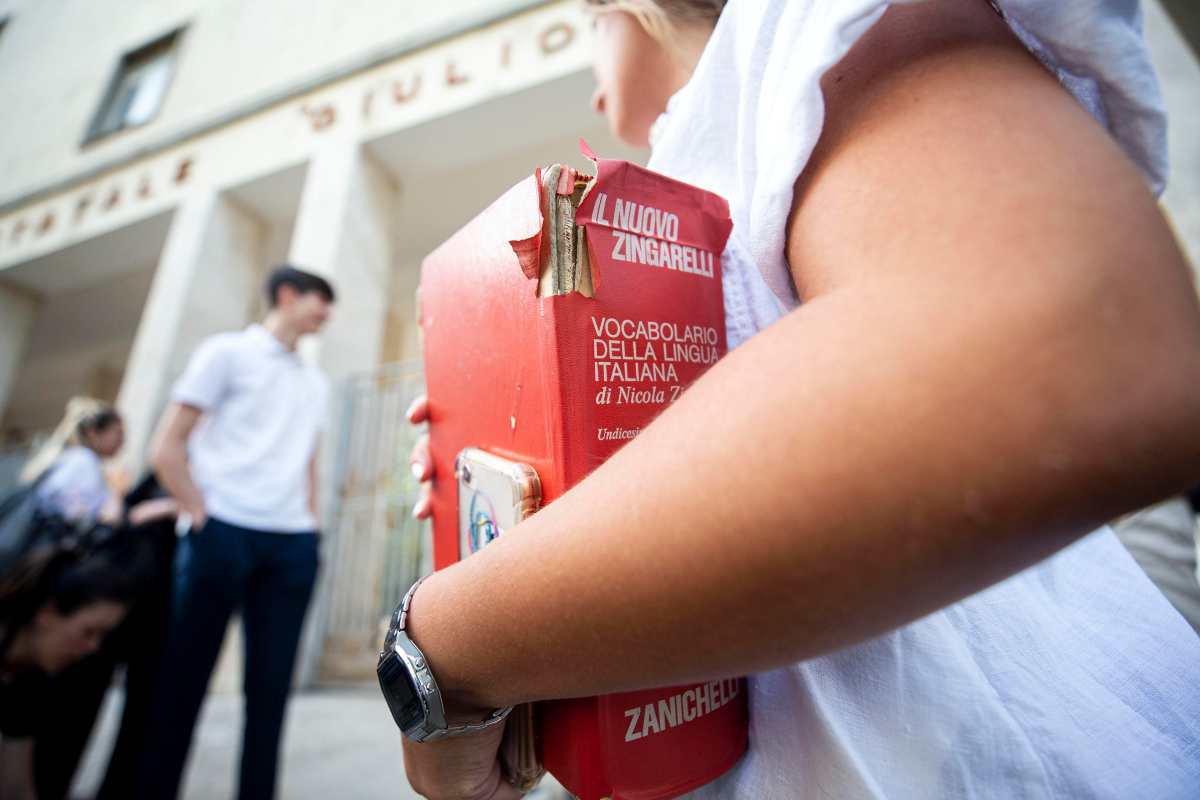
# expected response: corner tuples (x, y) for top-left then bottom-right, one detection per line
(377, 650), (423, 732)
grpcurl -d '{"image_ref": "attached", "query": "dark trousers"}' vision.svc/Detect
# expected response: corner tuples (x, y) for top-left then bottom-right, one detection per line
(136, 517), (319, 800)
(33, 526), (175, 800)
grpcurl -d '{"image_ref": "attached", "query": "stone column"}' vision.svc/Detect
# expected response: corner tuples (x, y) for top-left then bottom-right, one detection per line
(288, 139), (397, 686)
(0, 282), (37, 427)
(383, 260), (423, 363)
(289, 141), (396, 376)
(115, 191), (263, 476)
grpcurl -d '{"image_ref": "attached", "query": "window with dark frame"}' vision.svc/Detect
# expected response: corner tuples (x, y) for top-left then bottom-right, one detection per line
(85, 28), (183, 144)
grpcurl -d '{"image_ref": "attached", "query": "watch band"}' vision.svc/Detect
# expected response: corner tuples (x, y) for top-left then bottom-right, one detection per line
(383, 573), (427, 652)
(382, 575), (512, 742)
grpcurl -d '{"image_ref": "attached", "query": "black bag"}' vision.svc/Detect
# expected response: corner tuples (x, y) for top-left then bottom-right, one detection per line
(0, 470), (110, 578)
(0, 476), (47, 575)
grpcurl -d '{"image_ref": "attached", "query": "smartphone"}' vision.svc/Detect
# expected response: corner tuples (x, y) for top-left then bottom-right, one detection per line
(454, 447), (545, 792)
(455, 447), (541, 557)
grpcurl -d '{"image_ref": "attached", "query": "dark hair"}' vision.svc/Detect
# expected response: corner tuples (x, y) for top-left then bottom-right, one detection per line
(265, 265), (336, 308)
(78, 406), (121, 438)
(0, 544), (133, 655)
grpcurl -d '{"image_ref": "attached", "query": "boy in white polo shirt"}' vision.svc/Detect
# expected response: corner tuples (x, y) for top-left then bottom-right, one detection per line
(138, 265), (334, 800)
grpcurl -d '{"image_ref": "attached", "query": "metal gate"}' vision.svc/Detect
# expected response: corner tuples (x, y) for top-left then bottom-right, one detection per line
(315, 360), (429, 682)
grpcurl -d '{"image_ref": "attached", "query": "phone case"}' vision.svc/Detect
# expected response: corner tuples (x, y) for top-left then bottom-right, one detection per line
(455, 447), (545, 792)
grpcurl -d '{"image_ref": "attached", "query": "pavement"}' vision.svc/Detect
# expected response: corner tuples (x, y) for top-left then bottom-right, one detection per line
(72, 684), (571, 800)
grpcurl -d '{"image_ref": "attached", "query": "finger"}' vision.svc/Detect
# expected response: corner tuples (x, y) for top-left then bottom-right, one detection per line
(411, 434), (433, 482)
(413, 483), (433, 520)
(406, 395), (430, 424)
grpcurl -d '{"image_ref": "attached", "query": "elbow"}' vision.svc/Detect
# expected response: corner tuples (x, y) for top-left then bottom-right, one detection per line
(1105, 334), (1200, 493)
(148, 433), (174, 475)
(1057, 272), (1200, 503)
(975, 242), (1200, 520)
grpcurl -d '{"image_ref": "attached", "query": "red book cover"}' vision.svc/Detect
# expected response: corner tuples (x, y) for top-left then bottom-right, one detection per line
(420, 145), (746, 800)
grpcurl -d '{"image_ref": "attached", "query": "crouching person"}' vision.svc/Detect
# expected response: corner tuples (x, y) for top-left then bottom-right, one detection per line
(1, 546), (132, 800)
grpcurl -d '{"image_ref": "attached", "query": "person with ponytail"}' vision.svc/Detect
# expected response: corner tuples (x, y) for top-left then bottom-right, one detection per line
(10, 399), (175, 800)
(20, 398), (174, 529)
(20, 398), (124, 527)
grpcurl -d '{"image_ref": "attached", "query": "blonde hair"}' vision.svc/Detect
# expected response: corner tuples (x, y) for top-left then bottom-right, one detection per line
(584, 0), (725, 48)
(18, 397), (115, 484)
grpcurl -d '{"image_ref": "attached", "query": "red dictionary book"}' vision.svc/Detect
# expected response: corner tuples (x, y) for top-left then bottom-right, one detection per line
(419, 144), (746, 800)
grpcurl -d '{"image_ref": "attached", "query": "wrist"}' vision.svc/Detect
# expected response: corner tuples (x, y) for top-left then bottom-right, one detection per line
(405, 571), (497, 723)
(183, 501), (207, 527)
(377, 572), (512, 741)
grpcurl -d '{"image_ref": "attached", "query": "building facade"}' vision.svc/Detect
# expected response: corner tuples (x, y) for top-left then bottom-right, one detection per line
(1, 0), (1198, 682)
(0, 0), (643, 682)
(0, 0), (643, 461)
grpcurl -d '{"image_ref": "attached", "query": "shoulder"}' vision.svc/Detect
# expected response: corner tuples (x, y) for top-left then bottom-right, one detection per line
(787, 0), (1155, 296)
(185, 330), (254, 375)
(197, 330), (247, 358)
(57, 446), (98, 468)
(174, 330), (249, 405)
(49, 447), (100, 482)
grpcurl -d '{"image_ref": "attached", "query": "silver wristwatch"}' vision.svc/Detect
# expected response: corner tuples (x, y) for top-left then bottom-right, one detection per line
(377, 576), (512, 742)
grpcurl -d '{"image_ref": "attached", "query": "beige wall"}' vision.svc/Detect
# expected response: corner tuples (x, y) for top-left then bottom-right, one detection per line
(0, 0), (549, 207)
(0, 281), (37, 434)
(0, 0), (604, 275)
(2, 266), (155, 435)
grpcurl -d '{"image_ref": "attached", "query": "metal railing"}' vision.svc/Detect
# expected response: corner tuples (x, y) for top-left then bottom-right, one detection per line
(317, 360), (429, 682)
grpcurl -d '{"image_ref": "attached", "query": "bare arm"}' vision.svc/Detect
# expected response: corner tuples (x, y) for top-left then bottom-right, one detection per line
(127, 497), (179, 527)
(408, 0), (1200, 711)
(0, 740), (36, 800)
(149, 403), (207, 530)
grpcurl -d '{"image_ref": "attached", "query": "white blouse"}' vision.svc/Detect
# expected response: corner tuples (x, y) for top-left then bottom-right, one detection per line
(648, 1), (1200, 797)
(36, 446), (112, 523)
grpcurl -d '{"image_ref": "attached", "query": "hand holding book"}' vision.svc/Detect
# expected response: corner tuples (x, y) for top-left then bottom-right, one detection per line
(406, 395), (433, 520)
